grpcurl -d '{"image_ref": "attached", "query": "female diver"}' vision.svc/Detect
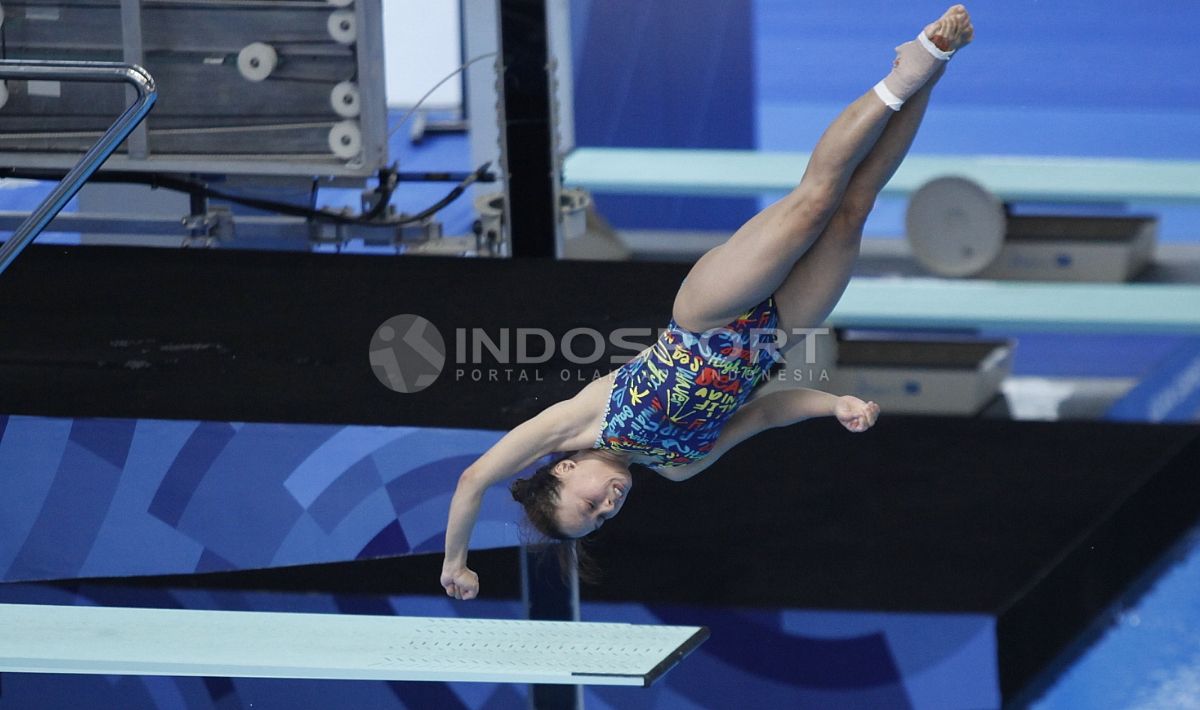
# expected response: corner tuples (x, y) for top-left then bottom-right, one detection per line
(443, 5), (974, 600)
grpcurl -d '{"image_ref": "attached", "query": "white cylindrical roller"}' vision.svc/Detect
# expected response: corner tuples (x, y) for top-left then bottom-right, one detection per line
(0, 82), (7, 111)
(237, 42), (278, 82)
(326, 0), (354, 6)
(560, 188), (591, 242)
(905, 176), (1007, 277)
(328, 120), (362, 159)
(327, 10), (357, 44)
(330, 81), (361, 118)
(474, 192), (505, 241)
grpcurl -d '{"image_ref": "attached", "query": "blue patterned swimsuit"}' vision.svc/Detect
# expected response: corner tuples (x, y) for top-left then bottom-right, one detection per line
(594, 297), (783, 467)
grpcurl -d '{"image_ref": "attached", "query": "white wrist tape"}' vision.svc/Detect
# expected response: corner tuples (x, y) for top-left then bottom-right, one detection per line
(873, 80), (904, 111)
(917, 30), (955, 61)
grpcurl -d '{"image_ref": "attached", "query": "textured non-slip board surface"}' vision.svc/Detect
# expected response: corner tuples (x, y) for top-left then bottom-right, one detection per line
(0, 603), (706, 686)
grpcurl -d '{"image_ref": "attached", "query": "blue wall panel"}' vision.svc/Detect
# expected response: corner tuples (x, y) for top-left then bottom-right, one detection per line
(572, 0), (758, 230)
(0, 416), (521, 582)
(1107, 337), (1200, 422)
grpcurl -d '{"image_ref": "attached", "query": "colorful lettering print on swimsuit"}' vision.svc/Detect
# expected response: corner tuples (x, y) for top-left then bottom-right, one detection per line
(594, 298), (782, 467)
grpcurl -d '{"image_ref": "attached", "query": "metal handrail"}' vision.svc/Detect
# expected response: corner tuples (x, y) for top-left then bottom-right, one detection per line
(0, 60), (157, 276)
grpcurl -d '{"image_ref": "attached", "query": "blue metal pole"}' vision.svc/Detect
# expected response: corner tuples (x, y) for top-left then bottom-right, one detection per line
(0, 61), (157, 276)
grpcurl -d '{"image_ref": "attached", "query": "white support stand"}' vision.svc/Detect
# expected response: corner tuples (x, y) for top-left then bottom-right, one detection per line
(0, 604), (707, 687)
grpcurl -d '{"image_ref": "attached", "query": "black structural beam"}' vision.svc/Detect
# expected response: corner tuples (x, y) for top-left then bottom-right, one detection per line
(497, 2), (579, 698)
(498, 0), (559, 258)
(522, 543), (582, 710)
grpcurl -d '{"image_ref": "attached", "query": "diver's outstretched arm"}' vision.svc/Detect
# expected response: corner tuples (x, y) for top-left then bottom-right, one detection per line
(657, 389), (879, 482)
(442, 390), (603, 600)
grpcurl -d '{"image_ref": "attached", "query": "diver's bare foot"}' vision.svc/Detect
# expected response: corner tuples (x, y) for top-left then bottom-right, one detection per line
(924, 5), (974, 53)
(876, 5), (971, 109)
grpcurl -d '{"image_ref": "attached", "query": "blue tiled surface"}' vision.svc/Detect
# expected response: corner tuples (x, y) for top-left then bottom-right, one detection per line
(1030, 527), (1200, 710)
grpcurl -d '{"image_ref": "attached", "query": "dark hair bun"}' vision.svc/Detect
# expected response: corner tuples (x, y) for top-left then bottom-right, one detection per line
(510, 477), (531, 503)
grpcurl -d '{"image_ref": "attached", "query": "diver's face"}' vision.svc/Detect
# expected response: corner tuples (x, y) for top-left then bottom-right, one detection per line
(553, 455), (633, 538)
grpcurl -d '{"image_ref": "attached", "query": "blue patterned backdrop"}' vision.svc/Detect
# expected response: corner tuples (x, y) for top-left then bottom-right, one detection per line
(0, 411), (1000, 708)
(0, 415), (521, 582)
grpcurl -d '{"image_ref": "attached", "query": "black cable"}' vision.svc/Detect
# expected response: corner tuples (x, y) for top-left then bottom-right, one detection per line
(0, 163), (495, 227)
(359, 167), (398, 223)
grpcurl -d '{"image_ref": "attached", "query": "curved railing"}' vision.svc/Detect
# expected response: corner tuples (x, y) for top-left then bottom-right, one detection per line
(0, 61), (157, 275)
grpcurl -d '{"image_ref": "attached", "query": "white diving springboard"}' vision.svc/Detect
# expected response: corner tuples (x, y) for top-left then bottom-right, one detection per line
(0, 603), (708, 687)
(832, 278), (1200, 334)
(565, 147), (1200, 204)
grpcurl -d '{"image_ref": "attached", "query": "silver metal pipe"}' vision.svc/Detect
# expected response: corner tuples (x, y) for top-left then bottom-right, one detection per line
(120, 0), (151, 160)
(0, 61), (157, 276)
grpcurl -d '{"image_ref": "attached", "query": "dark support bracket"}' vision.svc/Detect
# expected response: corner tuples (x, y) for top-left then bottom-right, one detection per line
(521, 543), (581, 710)
(497, 0), (560, 258)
